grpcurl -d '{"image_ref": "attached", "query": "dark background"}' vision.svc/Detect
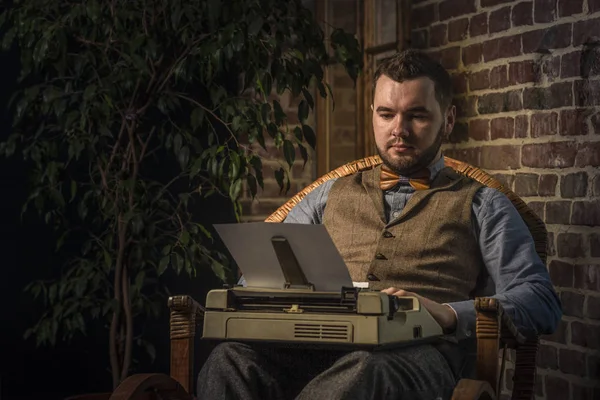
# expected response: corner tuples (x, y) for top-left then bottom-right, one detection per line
(0, 37), (233, 400)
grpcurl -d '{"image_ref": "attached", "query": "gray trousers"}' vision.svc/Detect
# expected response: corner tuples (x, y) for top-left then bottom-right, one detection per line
(196, 341), (466, 400)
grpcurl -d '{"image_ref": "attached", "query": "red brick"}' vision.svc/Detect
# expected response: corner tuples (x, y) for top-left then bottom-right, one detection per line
(538, 55), (561, 82)
(412, 4), (437, 28)
(429, 24), (448, 48)
(546, 201), (571, 224)
(531, 112), (558, 137)
(534, 0), (557, 22)
(571, 200), (600, 226)
(558, 0), (583, 17)
(480, 145), (521, 170)
(489, 6), (511, 33)
(429, 47), (461, 70)
(560, 108), (590, 136)
(478, 90), (522, 114)
(515, 115), (529, 138)
(492, 173), (515, 189)
(573, 17), (600, 46)
(588, 353), (600, 379)
(512, 1), (533, 26)
(523, 82), (573, 110)
(482, 35), (521, 62)
(469, 119), (490, 141)
(527, 201), (545, 220)
(545, 376), (569, 400)
(490, 117), (514, 140)
(571, 321), (600, 349)
(508, 60), (536, 85)
(590, 0), (600, 13)
(591, 234), (600, 257)
(514, 173), (538, 196)
(489, 65), (508, 89)
(462, 43), (482, 66)
(443, 147), (481, 166)
(549, 260), (574, 287)
(572, 384), (596, 400)
(452, 72), (467, 95)
(575, 142), (600, 167)
(481, 0), (513, 6)
(469, 12), (488, 37)
(539, 174), (557, 196)
(575, 79), (600, 107)
(561, 172), (588, 198)
(561, 51), (581, 79)
(574, 264), (600, 291)
(580, 44), (600, 78)
(468, 69), (490, 91)
(561, 291), (585, 318)
(522, 142), (578, 168)
(411, 29), (429, 49)
(450, 122), (470, 144)
(455, 96), (477, 117)
(522, 24), (572, 53)
(537, 344), (558, 369)
(594, 175), (600, 197)
(543, 319), (568, 344)
(587, 296), (600, 320)
(557, 233), (585, 257)
(439, 0), (476, 20)
(448, 18), (469, 42)
(558, 348), (586, 376)
(592, 112), (600, 134)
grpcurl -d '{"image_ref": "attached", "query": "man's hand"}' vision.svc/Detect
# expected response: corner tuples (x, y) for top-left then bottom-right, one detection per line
(381, 287), (457, 333)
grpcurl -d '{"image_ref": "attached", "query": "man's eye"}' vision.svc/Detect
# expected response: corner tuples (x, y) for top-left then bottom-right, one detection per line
(410, 114), (428, 120)
(380, 114), (394, 120)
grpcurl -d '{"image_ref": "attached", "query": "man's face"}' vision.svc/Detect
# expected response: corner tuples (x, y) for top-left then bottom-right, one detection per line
(372, 75), (455, 175)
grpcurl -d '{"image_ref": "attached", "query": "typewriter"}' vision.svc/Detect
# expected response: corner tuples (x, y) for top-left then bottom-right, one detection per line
(201, 224), (444, 348)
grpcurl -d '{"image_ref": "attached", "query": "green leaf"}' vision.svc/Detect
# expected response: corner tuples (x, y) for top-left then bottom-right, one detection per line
(273, 100), (286, 125)
(298, 143), (308, 167)
(178, 146), (190, 170)
(302, 124), (317, 150)
(158, 256), (170, 276)
(229, 178), (242, 201)
(302, 88), (314, 109)
(103, 251), (112, 269)
(298, 99), (309, 123)
(274, 167), (284, 191)
(246, 174), (258, 197)
(83, 85), (97, 101)
(283, 140), (295, 167)
(180, 230), (190, 246)
(191, 107), (205, 130)
(70, 181), (77, 202)
(248, 17), (263, 36)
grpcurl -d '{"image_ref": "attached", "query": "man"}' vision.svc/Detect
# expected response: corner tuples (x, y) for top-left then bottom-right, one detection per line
(196, 50), (562, 400)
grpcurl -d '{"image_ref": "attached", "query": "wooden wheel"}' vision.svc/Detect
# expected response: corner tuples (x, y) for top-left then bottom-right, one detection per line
(451, 379), (496, 400)
(109, 373), (193, 400)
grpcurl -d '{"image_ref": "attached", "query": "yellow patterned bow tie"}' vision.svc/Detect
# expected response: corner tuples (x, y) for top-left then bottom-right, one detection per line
(379, 165), (431, 191)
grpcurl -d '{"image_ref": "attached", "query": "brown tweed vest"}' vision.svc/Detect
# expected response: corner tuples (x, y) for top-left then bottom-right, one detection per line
(323, 165), (485, 304)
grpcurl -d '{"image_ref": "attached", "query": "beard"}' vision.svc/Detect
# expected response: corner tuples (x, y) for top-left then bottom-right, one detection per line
(376, 125), (444, 176)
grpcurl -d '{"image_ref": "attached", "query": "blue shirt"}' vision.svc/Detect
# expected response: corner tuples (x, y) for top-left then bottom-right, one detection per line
(283, 156), (562, 341)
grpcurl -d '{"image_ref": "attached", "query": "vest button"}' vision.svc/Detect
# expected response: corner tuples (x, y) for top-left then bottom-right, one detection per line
(375, 253), (387, 260)
(382, 231), (393, 238)
(367, 273), (380, 281)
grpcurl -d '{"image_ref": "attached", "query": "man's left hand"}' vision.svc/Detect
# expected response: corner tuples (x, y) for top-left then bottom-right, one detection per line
(381, 287), (457, 333)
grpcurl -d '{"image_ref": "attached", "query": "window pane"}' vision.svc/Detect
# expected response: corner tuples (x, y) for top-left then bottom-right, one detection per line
(374, 0), (397, 46)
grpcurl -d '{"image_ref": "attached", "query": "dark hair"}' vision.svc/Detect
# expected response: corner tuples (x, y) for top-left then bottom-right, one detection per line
(373, 49), (453, 110)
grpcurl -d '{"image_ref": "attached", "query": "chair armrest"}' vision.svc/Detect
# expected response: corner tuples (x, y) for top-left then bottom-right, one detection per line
(168, 295), (205, 339)
(167, 295), (205, 394)
(475, 297), (539, 400)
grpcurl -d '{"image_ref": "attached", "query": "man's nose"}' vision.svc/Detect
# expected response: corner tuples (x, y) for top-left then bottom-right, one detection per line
(391, 116), (409, 137)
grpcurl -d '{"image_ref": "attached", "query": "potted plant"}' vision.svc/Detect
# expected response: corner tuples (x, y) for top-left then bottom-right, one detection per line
(0, 0), (362, 392)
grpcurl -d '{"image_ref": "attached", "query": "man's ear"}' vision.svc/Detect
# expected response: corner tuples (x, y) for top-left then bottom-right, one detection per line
(444, 105), (456, 139)
(370, 104), (374, 111)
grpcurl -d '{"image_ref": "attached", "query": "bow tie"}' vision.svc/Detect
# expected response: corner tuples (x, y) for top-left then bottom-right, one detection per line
(379, 165), (431, 191)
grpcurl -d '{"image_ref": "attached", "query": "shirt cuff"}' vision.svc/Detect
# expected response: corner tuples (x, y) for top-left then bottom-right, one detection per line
(443, 300), (476, 341)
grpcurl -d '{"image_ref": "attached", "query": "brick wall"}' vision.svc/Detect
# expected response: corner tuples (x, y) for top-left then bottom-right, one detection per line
(411, 0), (600, 398)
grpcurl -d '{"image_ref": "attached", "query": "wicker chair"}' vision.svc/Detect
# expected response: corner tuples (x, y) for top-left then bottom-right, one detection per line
(110, 156), (546, 400)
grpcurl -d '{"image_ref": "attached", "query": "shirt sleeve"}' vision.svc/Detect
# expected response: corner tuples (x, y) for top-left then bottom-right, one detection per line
(283, 179), (336, 224)
(445, 187), (562, 341)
